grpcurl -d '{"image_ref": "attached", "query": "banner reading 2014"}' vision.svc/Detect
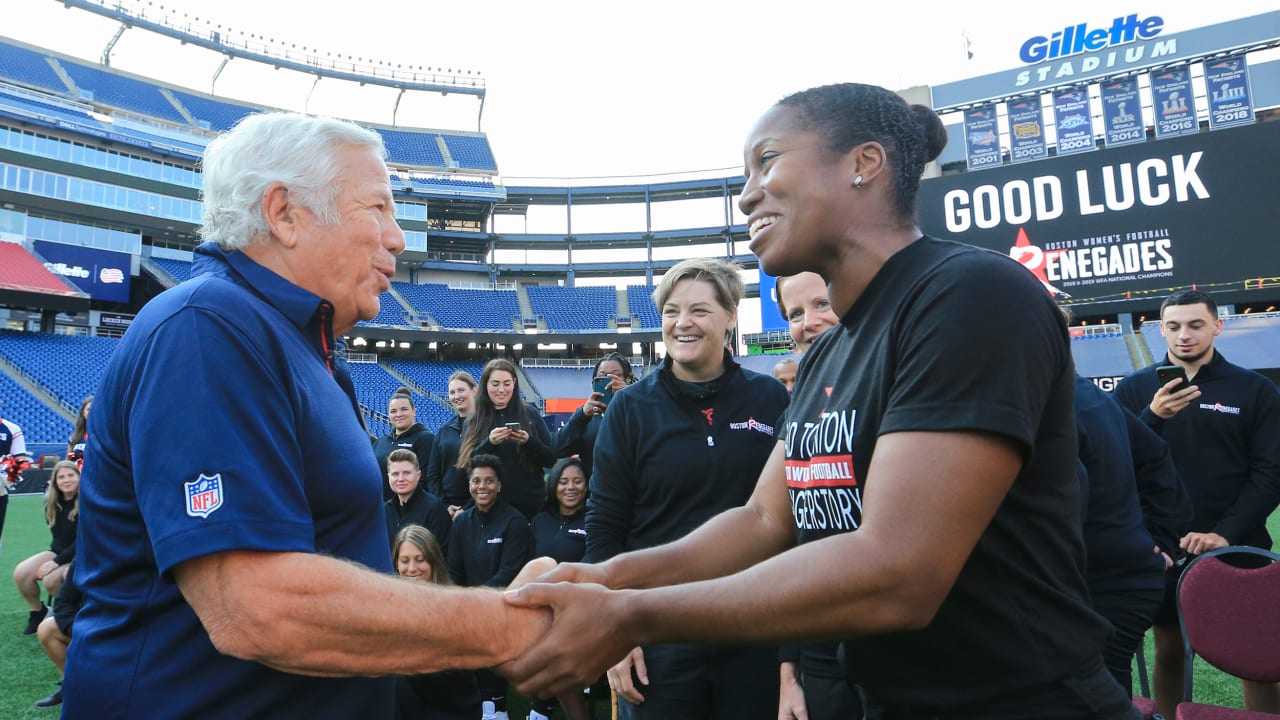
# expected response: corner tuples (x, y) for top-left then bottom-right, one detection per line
(1101, 78), (1143, 147)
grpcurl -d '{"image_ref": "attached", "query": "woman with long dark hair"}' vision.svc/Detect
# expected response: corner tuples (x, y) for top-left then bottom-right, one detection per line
(426, 370), (478, 517)
(455, 359), (554, 520)
(66, 396), (93, 468)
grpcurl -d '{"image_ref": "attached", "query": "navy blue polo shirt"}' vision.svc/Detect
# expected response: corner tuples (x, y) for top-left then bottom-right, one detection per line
(63, 242), (393, 720)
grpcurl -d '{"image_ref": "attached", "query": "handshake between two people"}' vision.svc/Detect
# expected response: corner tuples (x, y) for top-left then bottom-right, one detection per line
(501, 556), (640, 700)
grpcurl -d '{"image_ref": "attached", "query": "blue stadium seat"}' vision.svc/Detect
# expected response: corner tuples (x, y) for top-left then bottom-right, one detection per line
(526, 286), (617, 331)
(167, 89), (256, 132)
(357, 292), (412, 328)
(150, 257), (195, 284)
(375, 128), (446, 168)
(627, 285), (661, 329)
(56, 60), (189, 125)
(1071, 333), (1134, 377)
(440, 135), (497, 171)
(0, 331), (117, 440)
(0, 41), (68, 93)
(394, 282), (521, 331)
(0, 372), (70, 445)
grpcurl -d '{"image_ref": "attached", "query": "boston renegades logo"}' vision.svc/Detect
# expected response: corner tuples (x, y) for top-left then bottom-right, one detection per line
(185, 473), (224, 519)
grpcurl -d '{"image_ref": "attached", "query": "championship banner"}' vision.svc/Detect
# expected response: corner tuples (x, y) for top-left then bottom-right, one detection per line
(1203, 55), (1255, 129)
(33, 240), (131, 303)
(1100, 78), (1144, 147)
(1150, 65), (1198, 139)
(916, 121), (1280, 314)
(1052, 88), (1095, 156)
(963, 104), (1002, 170)
(1007, 98), (1048, 164)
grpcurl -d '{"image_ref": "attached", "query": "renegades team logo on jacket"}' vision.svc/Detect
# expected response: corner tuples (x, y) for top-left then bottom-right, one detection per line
(185, 473), (225, 519)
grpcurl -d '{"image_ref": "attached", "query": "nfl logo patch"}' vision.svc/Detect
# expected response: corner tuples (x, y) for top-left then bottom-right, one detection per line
(185, 473), (224, 518)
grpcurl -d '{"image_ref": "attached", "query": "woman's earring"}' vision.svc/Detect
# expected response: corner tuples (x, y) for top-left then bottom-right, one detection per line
(854, 175), (864, 188)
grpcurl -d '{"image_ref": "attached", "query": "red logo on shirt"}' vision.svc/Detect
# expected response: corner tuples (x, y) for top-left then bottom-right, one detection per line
(701, 408), (715, 426)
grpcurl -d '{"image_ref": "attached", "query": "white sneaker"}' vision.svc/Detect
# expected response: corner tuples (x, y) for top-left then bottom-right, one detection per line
(493, 712), (510, 720)
(482, 700), (496, 720)
(527, 711), (551, 720)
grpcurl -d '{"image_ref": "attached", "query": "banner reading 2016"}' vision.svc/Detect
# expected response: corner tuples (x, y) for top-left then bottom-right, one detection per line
(1150, 65), (1197, 139)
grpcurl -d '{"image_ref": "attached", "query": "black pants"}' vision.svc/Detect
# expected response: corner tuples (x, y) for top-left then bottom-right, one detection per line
(1091, 586), (1165, 697)
(475, 669), (507, 712)
(866, 656), (1140, 720)
(617, 643), (778, 720)
(800, 670), (864, 720)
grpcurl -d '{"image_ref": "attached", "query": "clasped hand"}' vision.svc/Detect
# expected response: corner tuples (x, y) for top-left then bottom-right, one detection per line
(499, 560), (640, 698)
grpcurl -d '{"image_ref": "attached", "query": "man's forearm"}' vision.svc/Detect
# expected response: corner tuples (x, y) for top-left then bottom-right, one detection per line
(176, 551), (547, 677)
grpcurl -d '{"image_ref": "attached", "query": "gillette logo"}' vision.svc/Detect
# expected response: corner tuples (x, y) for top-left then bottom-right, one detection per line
(1020, 14), (1163, 64)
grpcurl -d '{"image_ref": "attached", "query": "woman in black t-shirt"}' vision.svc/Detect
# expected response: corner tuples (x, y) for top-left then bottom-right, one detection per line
(505, 83), (1135, 720)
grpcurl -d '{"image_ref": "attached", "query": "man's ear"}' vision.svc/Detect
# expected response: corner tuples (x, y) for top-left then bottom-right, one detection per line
(262, 183), (301, 249)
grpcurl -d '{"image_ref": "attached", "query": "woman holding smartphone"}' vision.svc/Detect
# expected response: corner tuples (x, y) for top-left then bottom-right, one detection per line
(456, 358), (555, 520)
(553, 353), (636, 480)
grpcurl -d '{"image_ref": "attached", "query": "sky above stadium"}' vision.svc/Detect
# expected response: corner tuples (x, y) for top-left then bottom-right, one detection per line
(6, 0), (1277, 182)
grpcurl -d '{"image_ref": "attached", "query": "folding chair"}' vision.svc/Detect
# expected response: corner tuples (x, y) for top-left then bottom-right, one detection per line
(1133, 643), (1165, 720)
(1175, 546), (1280, 719)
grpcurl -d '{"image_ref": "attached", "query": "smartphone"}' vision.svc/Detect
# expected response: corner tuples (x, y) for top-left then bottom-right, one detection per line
(504, 422), (522, 431)
(592, 376), (614, 404)
(1156, 365), (1189, 393)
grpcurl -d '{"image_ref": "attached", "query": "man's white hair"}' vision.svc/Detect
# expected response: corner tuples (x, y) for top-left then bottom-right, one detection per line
(198, 113), (387, 251)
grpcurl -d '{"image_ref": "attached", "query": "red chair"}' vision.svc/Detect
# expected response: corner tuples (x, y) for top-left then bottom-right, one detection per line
(1175, 546), (1280, 719)
(1133, 644), (1165, 720)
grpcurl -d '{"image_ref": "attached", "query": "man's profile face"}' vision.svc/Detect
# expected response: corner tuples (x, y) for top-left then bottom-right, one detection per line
(1160, 302), (1221, 365)
(293, 144), (405, 333)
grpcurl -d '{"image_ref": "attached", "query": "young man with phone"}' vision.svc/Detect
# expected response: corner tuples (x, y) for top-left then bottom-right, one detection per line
(1114, 290), (1280, 715)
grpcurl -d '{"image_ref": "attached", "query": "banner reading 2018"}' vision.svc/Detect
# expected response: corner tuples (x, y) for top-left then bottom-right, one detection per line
(916, 121), (1280, 313)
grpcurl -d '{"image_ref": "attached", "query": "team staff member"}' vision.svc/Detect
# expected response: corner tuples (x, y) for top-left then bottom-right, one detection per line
(374, 387), (436, 501)
(1114, 290), (1280, 714)
(384, 448), (453, 556)
(552, 353), (636, 480)
(585, 257), (790, 720)
(427, 370), (478, 514)
(505, 83), (1134, 719)
(62, 113), (548, 720)
(1074, 374), (1190, 695)
(449, 454), (536, 719)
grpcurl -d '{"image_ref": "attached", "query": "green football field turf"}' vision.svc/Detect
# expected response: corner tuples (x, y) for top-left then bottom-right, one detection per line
(0, 493), (1275, 717)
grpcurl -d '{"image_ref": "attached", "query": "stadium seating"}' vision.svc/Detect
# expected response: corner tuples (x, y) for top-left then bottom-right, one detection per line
(0, 371), (70, 445)
(358, 292), (413, 328)
(0, 41), (68, 93)
(150, 256), (195, 284)
(1217, 315), (1280, 369)
(440, 135), (497, 171)
(522, 366), (593, 401)
(0, 86), (106, 131)
(375, 128), (446, 168)
(57, 61), (189, 125)
(626, 285), (662, 329)
(166, 88), (256, 132)
(393, 282), (521, 331)
(1070, 333), (1136, 378)
(526, 285), (617, 331)
(0, 331), (115, 424)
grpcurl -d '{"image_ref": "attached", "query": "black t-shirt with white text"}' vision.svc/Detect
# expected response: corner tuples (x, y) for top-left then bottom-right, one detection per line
(784, 237), (1108, 709)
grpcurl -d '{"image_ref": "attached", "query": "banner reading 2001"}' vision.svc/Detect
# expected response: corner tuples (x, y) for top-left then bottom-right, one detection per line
(963, 104), (1001, 171)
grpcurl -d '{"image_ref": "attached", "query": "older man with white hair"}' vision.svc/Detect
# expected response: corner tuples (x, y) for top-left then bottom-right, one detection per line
(63, 113), (548, 720)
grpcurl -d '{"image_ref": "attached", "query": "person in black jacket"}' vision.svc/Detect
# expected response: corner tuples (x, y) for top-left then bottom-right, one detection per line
(14, 460), (79, 635)
(373, 387), (436, 502)
(584, 257), (790, 720)
(426, 371), (478, 516)
(552, 354), (636, 481)
(391, 524), (482, 720)
(448, 453), (535, 718)
(384, 449), (453, 558)
(457, 359), (555, 520)
(527, 457), (592, 720)
(1114, 290), (1280, 714)
(1074, 374), (1191, 695)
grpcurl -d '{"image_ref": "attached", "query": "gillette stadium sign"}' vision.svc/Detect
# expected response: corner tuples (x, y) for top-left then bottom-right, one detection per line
(916, 121), (1280, 311)
(932, 11), (1280, 110)
(34, 240), (131, 303)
